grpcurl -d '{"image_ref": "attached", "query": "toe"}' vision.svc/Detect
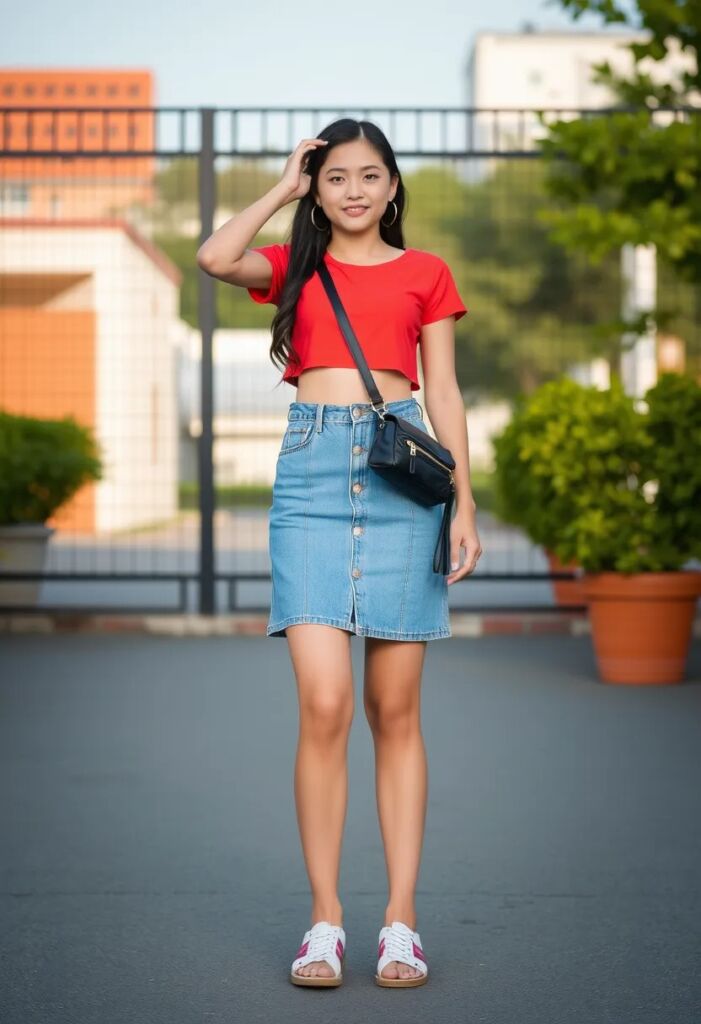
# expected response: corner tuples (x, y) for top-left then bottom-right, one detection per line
(296, 960), (334, 978)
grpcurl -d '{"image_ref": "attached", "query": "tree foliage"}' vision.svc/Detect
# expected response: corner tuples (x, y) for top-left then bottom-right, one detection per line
(539, 0), (701, 282)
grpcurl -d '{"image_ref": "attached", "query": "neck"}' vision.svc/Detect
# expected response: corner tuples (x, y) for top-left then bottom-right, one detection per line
(326, 232), (391, 262)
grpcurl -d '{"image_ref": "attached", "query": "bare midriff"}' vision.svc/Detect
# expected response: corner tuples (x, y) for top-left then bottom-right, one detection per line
(294, 366), (414, 405)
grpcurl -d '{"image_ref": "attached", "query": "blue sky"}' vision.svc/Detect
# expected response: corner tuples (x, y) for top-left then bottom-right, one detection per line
(4, 0), (614, 108)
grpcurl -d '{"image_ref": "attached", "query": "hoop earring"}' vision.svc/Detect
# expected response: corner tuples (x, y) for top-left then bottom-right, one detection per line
(381, 200), (398, 227)
(311, 204), (329, 231)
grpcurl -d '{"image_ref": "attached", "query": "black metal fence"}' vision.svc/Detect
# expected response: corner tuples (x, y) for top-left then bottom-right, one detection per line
(1, 105), (698, 614)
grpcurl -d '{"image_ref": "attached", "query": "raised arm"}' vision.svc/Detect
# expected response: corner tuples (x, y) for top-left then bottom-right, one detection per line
(196, 137), (328, 288)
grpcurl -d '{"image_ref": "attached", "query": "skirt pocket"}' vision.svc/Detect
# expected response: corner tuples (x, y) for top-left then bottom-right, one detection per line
(279, 421), (316, 456)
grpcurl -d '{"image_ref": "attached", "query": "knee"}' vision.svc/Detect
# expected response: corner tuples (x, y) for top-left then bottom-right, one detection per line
(301, 692), (353, 741)
(365, 697), (418, 739)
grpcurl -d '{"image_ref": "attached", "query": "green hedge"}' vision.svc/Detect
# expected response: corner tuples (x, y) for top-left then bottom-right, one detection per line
(0, 411), (102, 525)
(492, 372), (701, 572)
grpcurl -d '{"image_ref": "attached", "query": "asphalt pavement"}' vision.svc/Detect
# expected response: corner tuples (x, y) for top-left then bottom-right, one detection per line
(1, 633), (700, 1024)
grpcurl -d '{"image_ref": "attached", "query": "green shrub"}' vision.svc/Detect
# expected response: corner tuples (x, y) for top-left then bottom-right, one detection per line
(0, 411), (103, 525)
(492, 390), (569, 548)
(630, 372), (701, 570)
(492, 372), (701, 572)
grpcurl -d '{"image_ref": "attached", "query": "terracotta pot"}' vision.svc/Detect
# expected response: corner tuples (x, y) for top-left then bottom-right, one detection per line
(581, 570), (701, 685)
(545, 549), (587, 608)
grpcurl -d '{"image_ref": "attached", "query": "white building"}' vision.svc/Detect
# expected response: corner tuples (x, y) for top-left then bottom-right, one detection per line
(0, 220), (181, 534)
(465, 29), (696, 153)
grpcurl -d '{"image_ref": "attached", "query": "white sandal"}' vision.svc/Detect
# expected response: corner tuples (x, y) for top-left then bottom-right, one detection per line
(290, 920), (346, 987)
(375, 919), (429, 987)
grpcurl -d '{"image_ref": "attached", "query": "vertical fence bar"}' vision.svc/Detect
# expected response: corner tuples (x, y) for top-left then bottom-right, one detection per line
(197, 108), (216, 613)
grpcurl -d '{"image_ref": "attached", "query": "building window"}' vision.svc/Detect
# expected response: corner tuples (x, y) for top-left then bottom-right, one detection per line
(2, 85), (13, 96)
(65, 84), (76, 96)
(0, 185), (30, 215)
(107, 84), (118, 96)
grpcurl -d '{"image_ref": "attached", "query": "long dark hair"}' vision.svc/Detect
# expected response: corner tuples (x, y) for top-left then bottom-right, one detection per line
(269, 118), (407, 379)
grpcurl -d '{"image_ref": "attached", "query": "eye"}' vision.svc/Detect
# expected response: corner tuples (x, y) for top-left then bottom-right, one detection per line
(328, 173), (380, 183)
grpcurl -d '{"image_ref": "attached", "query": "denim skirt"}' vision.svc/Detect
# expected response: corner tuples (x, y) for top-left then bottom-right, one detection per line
(267, 396), (451, 641)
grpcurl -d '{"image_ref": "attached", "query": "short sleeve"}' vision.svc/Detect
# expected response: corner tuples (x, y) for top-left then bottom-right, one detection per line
(246, 243), (290, 305)
(420, 257), (468, 326)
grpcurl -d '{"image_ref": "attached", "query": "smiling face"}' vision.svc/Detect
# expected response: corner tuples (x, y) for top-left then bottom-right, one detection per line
(314, 137), (398, 234)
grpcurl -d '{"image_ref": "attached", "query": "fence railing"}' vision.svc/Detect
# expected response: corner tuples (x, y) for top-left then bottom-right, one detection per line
(1, 105), (696, 614)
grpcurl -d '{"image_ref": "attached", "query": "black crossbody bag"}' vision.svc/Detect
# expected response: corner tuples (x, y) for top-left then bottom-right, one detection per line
(317, 260), (456, 575)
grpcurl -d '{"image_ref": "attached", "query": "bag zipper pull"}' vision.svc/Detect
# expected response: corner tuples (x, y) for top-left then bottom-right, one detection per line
(408, 439), (416, 473)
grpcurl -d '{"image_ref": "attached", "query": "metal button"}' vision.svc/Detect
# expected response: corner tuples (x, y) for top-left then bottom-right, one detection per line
(352, 482), (362, 494)
(352, 408), (362, 418)
(352, 568), (361, 578)
(353, 525), (363, 536)
(352, 444), (363, 454)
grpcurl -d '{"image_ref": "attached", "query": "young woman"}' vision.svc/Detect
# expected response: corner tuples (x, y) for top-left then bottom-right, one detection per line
(197, 118), (482, 989)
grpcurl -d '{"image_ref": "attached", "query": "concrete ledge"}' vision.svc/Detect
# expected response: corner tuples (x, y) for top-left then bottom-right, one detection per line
(0, 610), (582, 636)
(1, 611), (699, 638)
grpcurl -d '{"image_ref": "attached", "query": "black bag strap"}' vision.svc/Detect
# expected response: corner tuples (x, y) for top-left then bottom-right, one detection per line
(316, 261), (387, 416)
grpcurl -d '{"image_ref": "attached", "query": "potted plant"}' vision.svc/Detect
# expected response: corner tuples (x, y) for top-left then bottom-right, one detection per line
(492, 385), (587, 608)
(0, 411), (102, 607)
(504, 372), (701, 684)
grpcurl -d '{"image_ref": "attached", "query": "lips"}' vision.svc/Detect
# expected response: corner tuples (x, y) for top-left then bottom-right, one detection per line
(343, 206), (369, 216)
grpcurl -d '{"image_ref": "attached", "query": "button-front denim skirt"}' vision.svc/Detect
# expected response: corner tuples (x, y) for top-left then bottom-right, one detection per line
(267, 397), (451, 641)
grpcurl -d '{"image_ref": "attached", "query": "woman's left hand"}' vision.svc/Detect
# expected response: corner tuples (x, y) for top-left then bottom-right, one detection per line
(446, 508), (482, 585)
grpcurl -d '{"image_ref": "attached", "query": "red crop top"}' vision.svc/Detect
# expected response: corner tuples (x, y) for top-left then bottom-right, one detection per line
(246, 244), (468, 390)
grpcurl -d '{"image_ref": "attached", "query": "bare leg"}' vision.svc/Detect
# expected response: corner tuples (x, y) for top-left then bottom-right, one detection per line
(286, 623), (354, 978)
(364, 637), (428, 981)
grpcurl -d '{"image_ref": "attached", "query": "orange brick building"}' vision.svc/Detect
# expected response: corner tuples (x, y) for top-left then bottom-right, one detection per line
(0, 71), (182, 534)
(0, 69), (156, 219)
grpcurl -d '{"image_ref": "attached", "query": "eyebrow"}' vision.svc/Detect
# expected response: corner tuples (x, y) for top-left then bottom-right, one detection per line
(325, 164), (382, 173)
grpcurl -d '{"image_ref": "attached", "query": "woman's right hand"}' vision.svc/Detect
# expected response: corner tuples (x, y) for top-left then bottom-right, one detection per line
(278, 138), (329, 202)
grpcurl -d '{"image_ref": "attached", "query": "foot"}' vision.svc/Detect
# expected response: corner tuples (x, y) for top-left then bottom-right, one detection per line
(380, 914), (422, 980)
(290, 920), (346, 985)
(379, 960), (424, 981)
(293, 957), (336, 978)
(376, 920), (428, 986)
(293, 914), (344, 978)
